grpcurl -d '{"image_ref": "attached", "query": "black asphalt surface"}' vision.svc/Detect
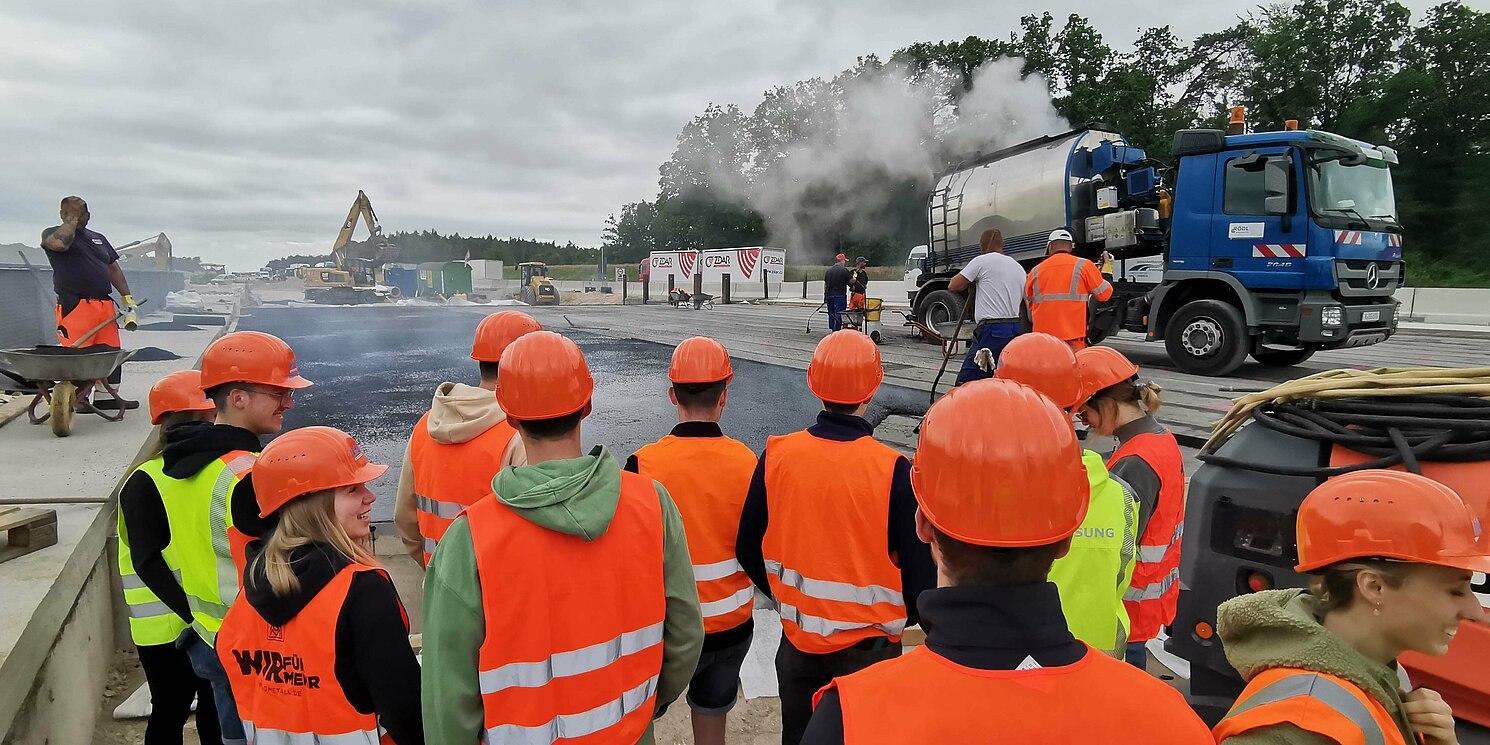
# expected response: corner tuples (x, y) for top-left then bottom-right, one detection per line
(240, 306), (928, 520)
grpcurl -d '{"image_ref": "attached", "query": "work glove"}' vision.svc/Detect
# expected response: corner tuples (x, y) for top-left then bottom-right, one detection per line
(121, 294), (139, 331)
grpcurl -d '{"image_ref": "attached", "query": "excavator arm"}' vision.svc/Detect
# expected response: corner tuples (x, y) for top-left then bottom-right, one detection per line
(116, 233), (173, 269)
(331, 190), (385, 269)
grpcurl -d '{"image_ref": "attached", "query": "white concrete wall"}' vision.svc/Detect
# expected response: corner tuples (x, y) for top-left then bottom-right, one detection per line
(1395, 287), (1490, 325)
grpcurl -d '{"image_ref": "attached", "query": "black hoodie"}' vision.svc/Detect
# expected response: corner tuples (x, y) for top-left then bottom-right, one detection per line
(119, 421), (271, 624)
(240, 541), (423, 745)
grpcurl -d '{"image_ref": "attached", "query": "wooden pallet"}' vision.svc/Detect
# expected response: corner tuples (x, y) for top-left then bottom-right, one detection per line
(0, 507), (59, 564)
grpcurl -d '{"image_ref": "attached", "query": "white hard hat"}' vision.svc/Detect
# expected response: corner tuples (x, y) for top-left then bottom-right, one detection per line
(1047, 229), (1074, 244)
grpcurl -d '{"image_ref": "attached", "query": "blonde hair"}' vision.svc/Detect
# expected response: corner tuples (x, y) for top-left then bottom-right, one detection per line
(252, 488), (379, 596)
(1091, 379), (1164, 415)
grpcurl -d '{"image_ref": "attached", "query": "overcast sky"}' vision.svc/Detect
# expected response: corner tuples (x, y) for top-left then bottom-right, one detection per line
(0, 0), (1459, 270)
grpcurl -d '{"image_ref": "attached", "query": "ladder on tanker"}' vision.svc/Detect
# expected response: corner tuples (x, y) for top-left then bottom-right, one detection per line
(928, 183), (963, 266)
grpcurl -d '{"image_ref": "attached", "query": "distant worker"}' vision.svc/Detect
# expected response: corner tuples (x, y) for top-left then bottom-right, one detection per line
(801, 379), (1211, 744)
(121, 330), (313, 745)
(1075, 346), (1185, 668)
(1024, 228), (1112, 350)
(736, 330), (935, 745)
(823, 254), (852, 332)
(117, 371), (222, 745)
(217, 427), (423, 745)
(947, 228), (1027, 384)
(627, 337), (758, 745)
(996, 333), (1137, 657)
(395, 311), (540, 567)
(847, 257), (869, 312)
(40, 195), (140, 409)
(1215, 470), (1488, 745)
(422, 331), (703, 744)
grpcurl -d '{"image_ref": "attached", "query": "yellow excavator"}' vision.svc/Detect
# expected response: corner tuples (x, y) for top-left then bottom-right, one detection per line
(517, 262), (559, 305)
(304, 191), (398, 304)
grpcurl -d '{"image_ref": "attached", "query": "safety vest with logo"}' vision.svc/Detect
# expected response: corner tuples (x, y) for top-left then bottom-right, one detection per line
(118, 458), (189, 647)
(155, 450), (257, 643)
(821, 645), (1208, 744)
(1110, 431), (1185, 642)
(216, 564), (403, 745)
(1214, 668), (1410, 745)
(762, 430), (906, 654)
(467, 470), (666, 745)
(1049, 451), (1137, 657)
(1024, 252), (1112, 342)
(408, 411), (516, 565)
(633, 434), (757, 635)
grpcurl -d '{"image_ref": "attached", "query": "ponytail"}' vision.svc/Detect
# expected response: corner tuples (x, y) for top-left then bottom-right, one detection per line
(1091, 378), (1163, 415)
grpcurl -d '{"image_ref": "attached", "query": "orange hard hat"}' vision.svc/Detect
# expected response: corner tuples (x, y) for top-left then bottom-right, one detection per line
(807, 330), (883, 405)
(912, 379), (1090, 546)
(1075, 346), (1140, 402)
(470, 311), (543, 362)
(669, 336), (733, 384)
(496, 331), (594, 421)
(994, 333), (1082, 410)
(253, 426), (388, 517)
(1295, 470), (1490, 573)
(199, 331), (313, 390)
(148, 370), (215, 425)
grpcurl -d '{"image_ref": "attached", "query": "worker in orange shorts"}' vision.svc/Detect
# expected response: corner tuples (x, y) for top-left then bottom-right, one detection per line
(801, 378), (1212, 744)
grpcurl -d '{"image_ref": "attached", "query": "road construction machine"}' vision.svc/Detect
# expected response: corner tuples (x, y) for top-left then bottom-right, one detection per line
(1156, 369), (1490, 739)
(116, 233), (173, 269)
(304, 191), (399, 305)
(909, 109), (1402, 376)
(517, 262), (559, 305)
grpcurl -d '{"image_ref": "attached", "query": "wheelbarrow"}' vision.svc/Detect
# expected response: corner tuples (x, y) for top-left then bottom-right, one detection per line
(0, 346), (138, 436)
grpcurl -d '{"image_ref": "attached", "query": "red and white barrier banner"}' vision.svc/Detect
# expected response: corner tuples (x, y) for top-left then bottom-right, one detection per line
(1253, 244), (1306, 258)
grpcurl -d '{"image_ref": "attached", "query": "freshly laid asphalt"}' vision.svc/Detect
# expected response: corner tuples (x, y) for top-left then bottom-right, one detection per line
(239, 306), (928, 520)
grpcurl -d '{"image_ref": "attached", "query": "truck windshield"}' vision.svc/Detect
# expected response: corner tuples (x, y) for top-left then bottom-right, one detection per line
(1308, 157), (1398, 222)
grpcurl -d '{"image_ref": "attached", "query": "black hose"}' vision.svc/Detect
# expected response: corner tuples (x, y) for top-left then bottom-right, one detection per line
(1199, 395), (1490, 476)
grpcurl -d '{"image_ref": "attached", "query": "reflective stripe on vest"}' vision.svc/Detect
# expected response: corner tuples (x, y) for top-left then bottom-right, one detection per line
(633, 433), (758, 634)
(469, 470), (666, 744)
(1110, 430), (1186, 642)
(1049, 451), (1137, 657)
(480, 675), (659, 745)
(1214, 669), (1408, 745)
(761, 430), (906, 653)
(827, 645), (1214, 743)
(1026, 254), (1109, 341)
(408, 410), (516, 563)
(152, 450), (257, 643)
(241, 721), (383, 745)
(218, 565), (402, 745)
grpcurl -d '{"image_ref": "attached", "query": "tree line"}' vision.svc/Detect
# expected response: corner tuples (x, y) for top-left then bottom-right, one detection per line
(265, 231), (599, 270)
(601, 0), (1490, 286)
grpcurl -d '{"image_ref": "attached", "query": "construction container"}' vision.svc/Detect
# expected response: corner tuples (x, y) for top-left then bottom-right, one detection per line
(380, 263), (420, 298)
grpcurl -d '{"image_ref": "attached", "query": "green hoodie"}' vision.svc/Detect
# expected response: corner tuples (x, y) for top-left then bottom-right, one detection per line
(1215, 589), (1416, 745)
(421, 446), (704, 745)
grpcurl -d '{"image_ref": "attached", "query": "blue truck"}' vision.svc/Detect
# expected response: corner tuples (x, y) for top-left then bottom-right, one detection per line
(910, 120), (1404, 375)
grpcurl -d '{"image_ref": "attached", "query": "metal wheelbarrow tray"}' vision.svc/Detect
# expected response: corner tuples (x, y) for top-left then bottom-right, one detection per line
(0, 345), (138, 436)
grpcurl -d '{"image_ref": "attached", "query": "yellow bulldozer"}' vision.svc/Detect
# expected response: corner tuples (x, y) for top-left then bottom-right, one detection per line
(518, 262), (559, 305)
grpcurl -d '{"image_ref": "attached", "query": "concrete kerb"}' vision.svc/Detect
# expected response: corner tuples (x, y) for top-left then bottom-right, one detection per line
(0, 302), (239, 742)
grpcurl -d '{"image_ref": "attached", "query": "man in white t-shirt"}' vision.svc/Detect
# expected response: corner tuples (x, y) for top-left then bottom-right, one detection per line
(947, 229), (1027, 384)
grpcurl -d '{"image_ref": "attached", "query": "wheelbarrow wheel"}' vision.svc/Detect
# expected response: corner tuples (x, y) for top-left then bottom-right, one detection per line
(49, 382), (76, 437)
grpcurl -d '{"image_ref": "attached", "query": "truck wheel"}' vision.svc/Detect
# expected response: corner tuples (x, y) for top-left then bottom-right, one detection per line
(1251, 346), (1315, 367)
(521, 287), (536, 305)
(919, 290), (966, 342)
(1164, 300), (1250, 376)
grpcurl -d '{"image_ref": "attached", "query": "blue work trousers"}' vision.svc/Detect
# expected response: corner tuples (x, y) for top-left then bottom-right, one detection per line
(181, 630), (247, 745)
(825, 294), (847, 332)
(956, 322), (1023, 385)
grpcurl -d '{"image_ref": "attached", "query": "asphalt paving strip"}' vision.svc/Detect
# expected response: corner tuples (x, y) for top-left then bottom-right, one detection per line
(240, 306), (928, 520)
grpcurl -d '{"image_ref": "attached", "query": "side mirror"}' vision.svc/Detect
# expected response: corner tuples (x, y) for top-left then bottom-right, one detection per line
(1263, 157), (1291, 216)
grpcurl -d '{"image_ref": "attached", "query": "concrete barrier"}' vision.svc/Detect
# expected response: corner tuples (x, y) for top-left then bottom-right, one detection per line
(0, 259), (188, 349)
(1396, 287), (1490, 325)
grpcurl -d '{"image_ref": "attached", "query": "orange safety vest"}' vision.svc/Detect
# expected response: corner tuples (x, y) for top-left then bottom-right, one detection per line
(1024, 252), (1113, 343)
(216, 564), (404, 745)
(408, 411), (517, 564)
(633, 433), (757, 635)
(468, 470), (666, 744)
(1111, 431), (1186, 642)
(1214, 667), (1412, 745)
(762, 430), (905, 654)
(821, 645), (1211, 744)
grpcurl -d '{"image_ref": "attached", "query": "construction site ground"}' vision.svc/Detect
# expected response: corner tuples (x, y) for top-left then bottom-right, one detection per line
(7, 280), (1481, 743)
